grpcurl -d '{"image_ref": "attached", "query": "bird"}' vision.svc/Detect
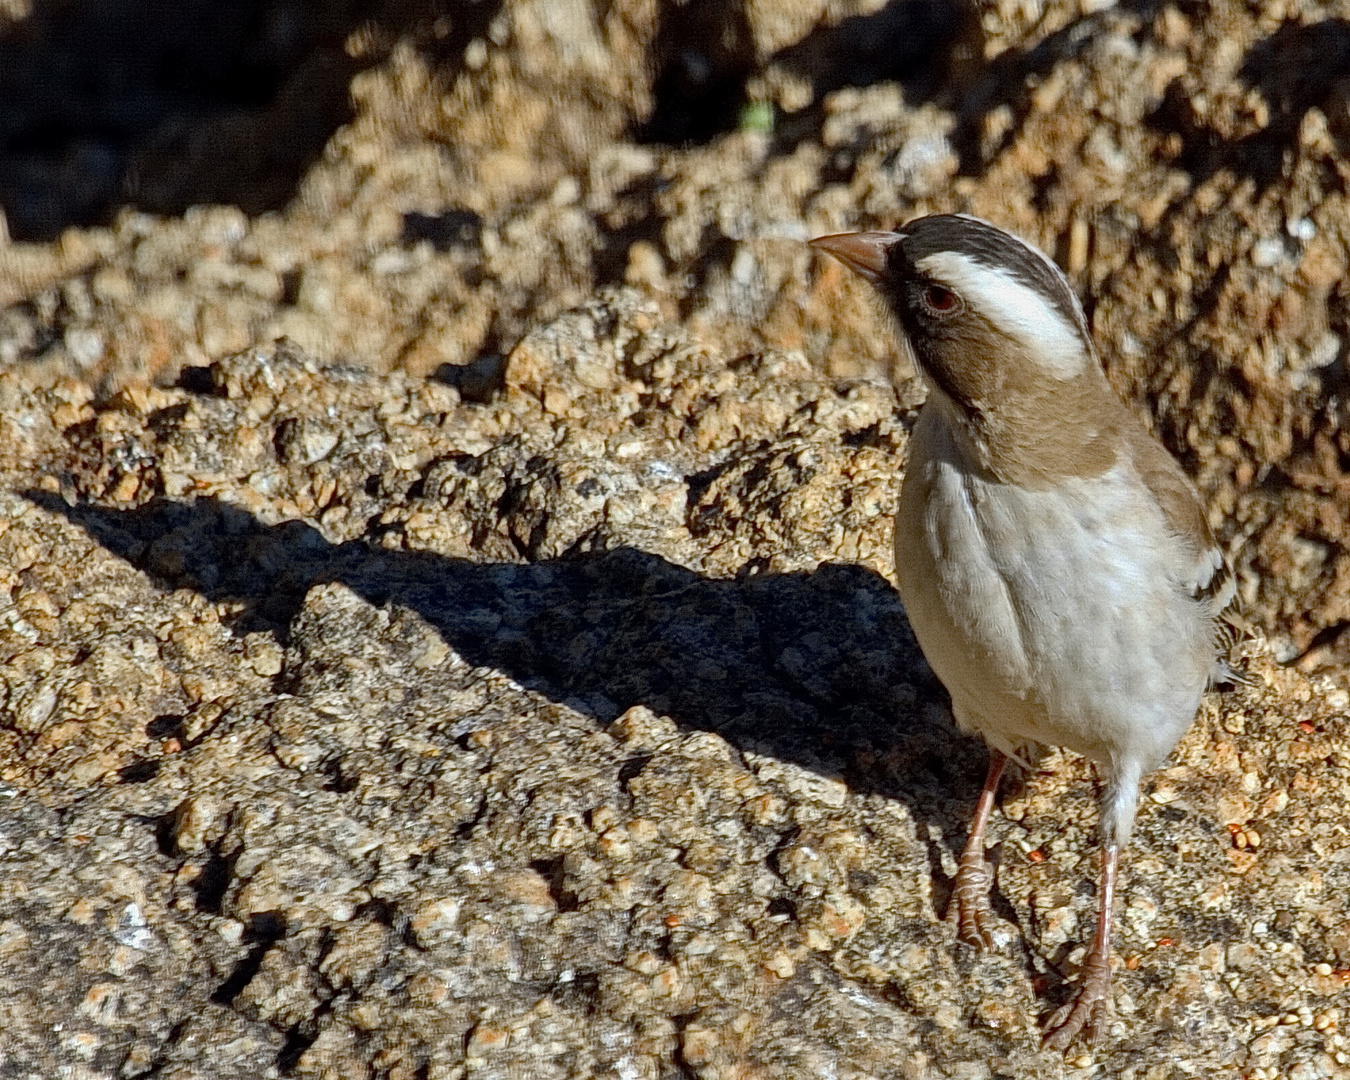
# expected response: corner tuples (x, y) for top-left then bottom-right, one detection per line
(809, 215), (1236, 1050)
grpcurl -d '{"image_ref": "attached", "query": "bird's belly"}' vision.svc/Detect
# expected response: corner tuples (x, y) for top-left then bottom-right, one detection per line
(894, 452), (1210, 769)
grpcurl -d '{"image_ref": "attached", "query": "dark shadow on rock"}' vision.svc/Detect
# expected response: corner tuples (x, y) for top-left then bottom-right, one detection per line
(402, 208), (484, 253)
(636, 0), (758, 146)
(1148, 18), (1350, 191)
(430, 350), (508, 404)
(0, 0), (502, 240)
(945, 4), (1148, 178)
(635, 0), (981, 147)
(1145, 78), (1287, 190)
(769, 0), (982, 110)
(598, 0), (983, 296)
(591, 174), (670, 290)
(1240, 19), (1350, 124)
(28, 490), (991, 849)
(865, 6), (1350, 190)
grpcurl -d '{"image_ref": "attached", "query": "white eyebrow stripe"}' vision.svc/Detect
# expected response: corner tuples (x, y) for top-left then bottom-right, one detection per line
(914, 250), (1088, 378)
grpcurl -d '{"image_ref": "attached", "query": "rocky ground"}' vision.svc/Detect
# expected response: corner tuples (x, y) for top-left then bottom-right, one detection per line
(1, 0), (1350, 1077)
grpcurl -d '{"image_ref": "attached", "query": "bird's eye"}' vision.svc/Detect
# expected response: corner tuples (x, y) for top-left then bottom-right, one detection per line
(922, 285), (960, 315)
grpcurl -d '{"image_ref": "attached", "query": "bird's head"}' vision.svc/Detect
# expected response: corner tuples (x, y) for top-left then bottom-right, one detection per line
(810, 215), (1123, 481)
(810, 215), (1101, 411)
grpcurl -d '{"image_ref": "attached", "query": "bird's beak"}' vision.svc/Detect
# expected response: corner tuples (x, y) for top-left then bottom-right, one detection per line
(808, 231), (902, 284)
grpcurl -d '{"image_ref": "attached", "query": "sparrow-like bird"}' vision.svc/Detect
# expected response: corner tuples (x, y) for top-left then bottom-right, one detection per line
(810, 215), (1235, 1049)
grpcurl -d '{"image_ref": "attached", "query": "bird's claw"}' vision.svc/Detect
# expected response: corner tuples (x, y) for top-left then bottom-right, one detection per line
(948, 847), (996, 950)
(1041, 949), (1112, 1051)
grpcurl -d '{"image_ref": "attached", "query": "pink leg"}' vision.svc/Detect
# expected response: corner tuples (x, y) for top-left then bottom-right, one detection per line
(948, 748), (1007, 949)
(1042, 843), (1119, 1051)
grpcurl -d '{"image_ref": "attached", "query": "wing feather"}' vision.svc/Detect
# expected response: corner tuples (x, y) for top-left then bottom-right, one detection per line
(1123, 423), (1245, 680)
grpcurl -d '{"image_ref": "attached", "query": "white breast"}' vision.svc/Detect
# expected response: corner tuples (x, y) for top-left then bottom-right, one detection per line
(894, 400), (1215, 775)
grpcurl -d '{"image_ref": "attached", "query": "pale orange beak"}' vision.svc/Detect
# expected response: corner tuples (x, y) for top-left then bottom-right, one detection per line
(807, 231), (902, 284)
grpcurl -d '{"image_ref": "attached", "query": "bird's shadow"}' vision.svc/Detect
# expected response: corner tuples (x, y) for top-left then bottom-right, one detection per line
(30, 490), (991, 857)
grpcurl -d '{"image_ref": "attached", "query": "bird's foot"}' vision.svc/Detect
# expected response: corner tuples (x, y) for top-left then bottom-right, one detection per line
(1041, 945), (1112, 1051)
(948, 846), (995, 950)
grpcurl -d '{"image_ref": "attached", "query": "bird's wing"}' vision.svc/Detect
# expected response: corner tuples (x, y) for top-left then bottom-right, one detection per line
(1123, 422), (1246, 675)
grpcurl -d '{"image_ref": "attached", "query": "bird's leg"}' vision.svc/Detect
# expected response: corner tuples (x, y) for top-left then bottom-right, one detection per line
(1042, 842), (1119, 1051)
(948, 748), (1007, 949)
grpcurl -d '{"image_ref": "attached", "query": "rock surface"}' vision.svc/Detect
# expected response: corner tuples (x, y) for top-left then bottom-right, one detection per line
(0, 1), (1349, 1078)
